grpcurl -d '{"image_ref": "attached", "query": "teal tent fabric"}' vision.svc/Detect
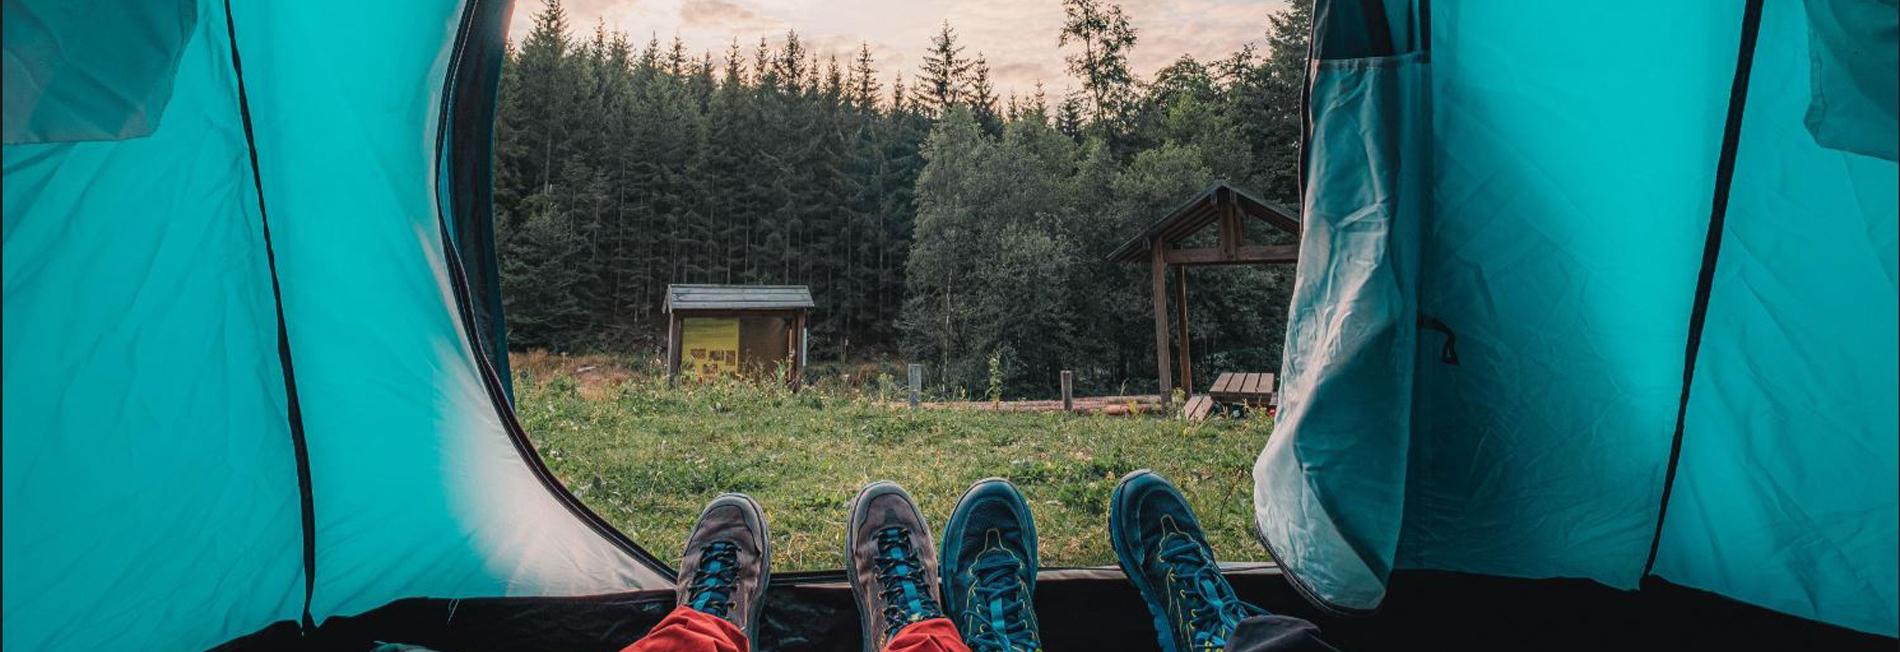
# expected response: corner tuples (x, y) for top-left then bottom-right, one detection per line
(1253, 50), (1428, 611)
(1, 0), (197, 143)
(229, 1), (663, 620)
(1402, 0), (1738, 585)
(1260, 0), (1898, 636)
(3, 0), (669, 649)
(1801, 0), (1899, 161)
(1654, 0), (1899, 635)
(3, 4), (304, 646)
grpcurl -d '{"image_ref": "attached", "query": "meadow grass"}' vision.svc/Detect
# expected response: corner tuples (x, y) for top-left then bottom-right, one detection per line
(514, 354), (1274, 571)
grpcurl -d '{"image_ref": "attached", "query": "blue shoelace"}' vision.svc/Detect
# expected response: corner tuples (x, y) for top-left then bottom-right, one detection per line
(1157, 533), (1254, 651)
(963, 539), (1040, 652)
(874, 527), (944, 639)
(687, 540), (741, 619)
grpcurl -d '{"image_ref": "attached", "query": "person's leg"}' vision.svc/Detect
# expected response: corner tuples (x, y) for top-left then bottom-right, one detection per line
(937, 478), (1042, 651)
(881, 618), (973, 652)
(622, 607), (749, 652)
(622, 493), (772, 652)
(845, 480), (968, 652)
(1107, 470), (1337, 652)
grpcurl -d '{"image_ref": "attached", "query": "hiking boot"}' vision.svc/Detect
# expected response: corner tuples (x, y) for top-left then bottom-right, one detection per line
(676, 493), (771, 641)
(846, 481), (946, 652)
(1109, 470), (1266, 652)
(940, 478), (1042, 652)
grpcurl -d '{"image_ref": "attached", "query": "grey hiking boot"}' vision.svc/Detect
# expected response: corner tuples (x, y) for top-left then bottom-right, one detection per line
(846, 481), (946, 652)
(676, 493), (771, 642)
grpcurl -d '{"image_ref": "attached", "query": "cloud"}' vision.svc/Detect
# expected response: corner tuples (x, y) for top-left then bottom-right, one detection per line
(994, 61), (1055, 84)
(679, 0), (779, 31)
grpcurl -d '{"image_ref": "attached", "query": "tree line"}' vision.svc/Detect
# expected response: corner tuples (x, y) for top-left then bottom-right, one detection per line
(495, 0), (1311, 396)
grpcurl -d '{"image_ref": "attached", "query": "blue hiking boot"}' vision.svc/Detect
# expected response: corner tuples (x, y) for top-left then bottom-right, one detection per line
(846, 481), (947, 652)
(1110, 470), (1267, 652)
(940, 478), (1042, 652)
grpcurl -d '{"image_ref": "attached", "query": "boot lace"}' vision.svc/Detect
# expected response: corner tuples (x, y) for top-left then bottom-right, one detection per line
(962, 538), (1040, 652)
(1158, 529), (1256, 651)
(686, 540), (741, 619)
(874, 527), (944, 639)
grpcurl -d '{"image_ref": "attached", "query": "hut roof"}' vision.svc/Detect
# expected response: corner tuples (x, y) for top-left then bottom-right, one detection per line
(664, 284), (815, 312)
(1105, 182), (1300, 263)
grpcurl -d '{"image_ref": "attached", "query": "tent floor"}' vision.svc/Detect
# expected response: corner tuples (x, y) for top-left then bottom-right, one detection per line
(219, 567), (1895, 650)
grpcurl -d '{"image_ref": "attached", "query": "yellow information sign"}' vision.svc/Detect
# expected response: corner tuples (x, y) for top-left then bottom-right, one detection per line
(680, 318), (740, 380)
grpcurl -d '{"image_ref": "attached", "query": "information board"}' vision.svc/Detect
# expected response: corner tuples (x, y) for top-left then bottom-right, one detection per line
(680, 318), (740, 379)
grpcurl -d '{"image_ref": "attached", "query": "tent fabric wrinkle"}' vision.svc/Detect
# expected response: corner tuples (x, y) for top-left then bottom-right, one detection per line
(1255, 47), (1429, 614)
(0, 0), (197, 144)
(4, 2), (303, 648)
(1653, 0), (1899, 635)
(4, 0), (666, 649)
(1259, 0), (1898, 637)
(1800, 0), (1899, 161)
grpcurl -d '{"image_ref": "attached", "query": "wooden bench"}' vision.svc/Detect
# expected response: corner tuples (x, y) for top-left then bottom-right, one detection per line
(1182, 394), (1216, 421)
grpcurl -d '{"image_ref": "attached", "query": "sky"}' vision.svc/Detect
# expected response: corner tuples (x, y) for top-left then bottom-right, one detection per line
(508, 0), (1291, 99)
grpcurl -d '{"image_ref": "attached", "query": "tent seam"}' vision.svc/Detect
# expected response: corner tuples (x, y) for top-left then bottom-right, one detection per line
(1642, 0), (1766, 578)
(219, 0), (319, 633)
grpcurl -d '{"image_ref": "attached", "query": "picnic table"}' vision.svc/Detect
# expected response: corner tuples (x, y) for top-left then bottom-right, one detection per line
(1184, 372), (1277, 421)
(1209, 372), (1276, 405)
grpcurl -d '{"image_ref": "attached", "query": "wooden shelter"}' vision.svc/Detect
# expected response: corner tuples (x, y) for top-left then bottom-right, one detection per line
(664, 284), (813, 386)
(1106, 182), (1301, 399)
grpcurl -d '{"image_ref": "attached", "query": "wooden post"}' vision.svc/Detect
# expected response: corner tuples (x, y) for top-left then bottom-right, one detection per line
(908, 363), (923, 408)
(789, 312), (807, 390)
(1218, 188), (1241, 261)
(1150, 240), (1174, 401)
(1060, 370), (1074, 413)
(784, 315), (795, 384)
(666, 313), (683, 386)
(1175, 267), (1193, 396)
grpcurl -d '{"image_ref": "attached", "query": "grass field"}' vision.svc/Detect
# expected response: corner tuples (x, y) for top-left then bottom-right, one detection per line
(513, 352), (1274, 571)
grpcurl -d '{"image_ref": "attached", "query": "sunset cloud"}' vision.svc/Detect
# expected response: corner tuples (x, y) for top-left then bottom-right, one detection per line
(507, 0), (1288, 97)
(678, 0), (778, 31)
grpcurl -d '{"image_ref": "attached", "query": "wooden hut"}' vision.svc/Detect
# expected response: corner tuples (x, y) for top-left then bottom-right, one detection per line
(1106, 182), (1301, 400)
(664, 284), (813, 386)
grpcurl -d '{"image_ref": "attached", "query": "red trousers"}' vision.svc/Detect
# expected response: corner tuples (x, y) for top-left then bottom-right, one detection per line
(622, 606), (971, 652)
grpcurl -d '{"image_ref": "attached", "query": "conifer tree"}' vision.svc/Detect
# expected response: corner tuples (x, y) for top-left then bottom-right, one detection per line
(967, 54), (1002, 135)
(848, 43), (882, 111)
(1055, 92), (1086, 140)
(915, 21), (972, 117)
(890, 72), (910, 114)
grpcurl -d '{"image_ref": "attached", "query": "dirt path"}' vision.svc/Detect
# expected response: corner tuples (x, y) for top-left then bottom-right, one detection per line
(914, 394), (1168, 415)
